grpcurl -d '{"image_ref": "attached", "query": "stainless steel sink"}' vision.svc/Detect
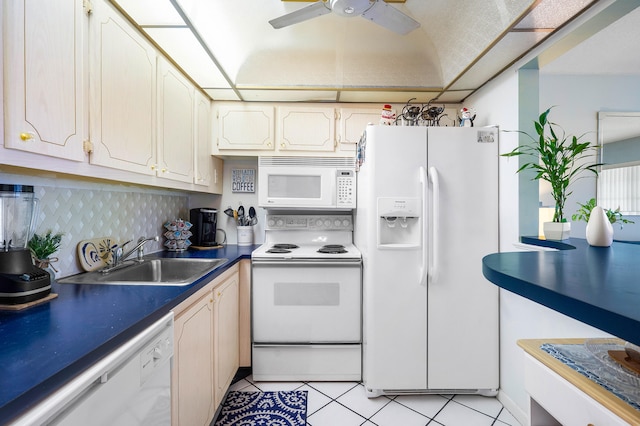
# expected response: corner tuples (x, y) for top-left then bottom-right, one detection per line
(58, 258), (228, 286)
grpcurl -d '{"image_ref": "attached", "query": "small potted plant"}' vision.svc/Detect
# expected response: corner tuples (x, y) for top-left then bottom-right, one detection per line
(502, 107), (601, 240)
(28, 231), (64, 274)
(572, 198), (634, 228)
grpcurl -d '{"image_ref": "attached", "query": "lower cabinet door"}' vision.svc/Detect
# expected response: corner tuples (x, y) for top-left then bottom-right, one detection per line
(172, 291), (215, 426)
(213, 271), (240, 409)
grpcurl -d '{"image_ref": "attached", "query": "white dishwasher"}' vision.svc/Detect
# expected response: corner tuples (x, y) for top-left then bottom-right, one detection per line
(12, 312), (174, 426)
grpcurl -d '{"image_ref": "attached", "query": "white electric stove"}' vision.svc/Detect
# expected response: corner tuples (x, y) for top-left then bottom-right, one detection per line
(251, 214), (362, 381)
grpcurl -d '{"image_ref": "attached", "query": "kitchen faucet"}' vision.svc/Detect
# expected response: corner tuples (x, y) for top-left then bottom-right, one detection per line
(101, 236), (159, 273)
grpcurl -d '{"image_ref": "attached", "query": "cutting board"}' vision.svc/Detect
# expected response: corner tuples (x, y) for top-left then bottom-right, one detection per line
(77, 237), (118, 272)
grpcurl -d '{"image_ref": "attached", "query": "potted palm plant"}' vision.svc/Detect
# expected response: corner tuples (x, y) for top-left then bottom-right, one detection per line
(502, 107), (601, 240)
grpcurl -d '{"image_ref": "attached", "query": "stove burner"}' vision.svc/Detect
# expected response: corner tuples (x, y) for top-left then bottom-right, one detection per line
(272, 243), (299, 250)
(266, 243), (300, 254)
(318, 244), (347, 254)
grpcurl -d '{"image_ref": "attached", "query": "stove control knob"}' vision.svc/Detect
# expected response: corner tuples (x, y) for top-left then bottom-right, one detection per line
(268, 218), (276, 227)
(334, 219), (342, 227)
(324, 219), (331, 227)
(342, 219), (351, 227)
(276, 219), (284, 227)
(315, 219), (323, 227)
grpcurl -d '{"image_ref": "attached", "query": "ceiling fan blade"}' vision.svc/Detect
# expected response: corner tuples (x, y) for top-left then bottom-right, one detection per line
(269, 1), (332, 29)
(361, 0), (420, 35)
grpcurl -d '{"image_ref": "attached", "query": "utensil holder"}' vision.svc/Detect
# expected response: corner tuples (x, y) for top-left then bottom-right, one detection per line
(237, 226), (253, 246)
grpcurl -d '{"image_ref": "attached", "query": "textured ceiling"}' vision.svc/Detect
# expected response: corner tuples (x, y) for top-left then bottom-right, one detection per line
(110, 0), (630, 104)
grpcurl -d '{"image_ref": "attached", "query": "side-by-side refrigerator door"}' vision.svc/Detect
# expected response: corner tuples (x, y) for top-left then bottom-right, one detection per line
(426, 126), (500, 392)
(356, 125), (430, 394)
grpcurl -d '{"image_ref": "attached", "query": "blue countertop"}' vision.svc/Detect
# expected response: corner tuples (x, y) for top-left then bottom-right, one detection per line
(0, 244), (258, 424)
(482, 237), (640, 346)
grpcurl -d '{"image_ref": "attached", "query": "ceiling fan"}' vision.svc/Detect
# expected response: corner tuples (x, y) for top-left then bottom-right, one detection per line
(269, 0), (420, 35)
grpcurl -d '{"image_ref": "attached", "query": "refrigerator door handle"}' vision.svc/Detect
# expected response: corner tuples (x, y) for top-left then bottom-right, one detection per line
(419, 166), (428, 286)
(428, 166), (440, 284)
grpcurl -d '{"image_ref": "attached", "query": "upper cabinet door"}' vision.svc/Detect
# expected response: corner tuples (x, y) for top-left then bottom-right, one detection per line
(338, 108), (379, 153)
(277, 106), (335, 152)
(88, 0), (157, 175)
(4, 0), (85, 161)
(194, 91), (212, 187)
(217, 105), (275, 151)
(157, 57), (194, 183)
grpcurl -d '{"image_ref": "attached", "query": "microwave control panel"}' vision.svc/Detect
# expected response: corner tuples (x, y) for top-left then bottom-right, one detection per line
(337, 170), (356, 208)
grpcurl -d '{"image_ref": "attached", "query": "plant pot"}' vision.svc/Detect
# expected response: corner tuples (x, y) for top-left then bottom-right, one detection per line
(543, 221), (571, 240)
(586, 206), (613, 247)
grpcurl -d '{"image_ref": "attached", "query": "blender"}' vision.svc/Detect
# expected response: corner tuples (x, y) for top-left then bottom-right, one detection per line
(0, 184), (51, 305)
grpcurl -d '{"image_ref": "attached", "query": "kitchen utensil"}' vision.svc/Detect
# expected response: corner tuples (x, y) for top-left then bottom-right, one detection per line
(224, 207), (234, 218)
(237, 205), (245, 225)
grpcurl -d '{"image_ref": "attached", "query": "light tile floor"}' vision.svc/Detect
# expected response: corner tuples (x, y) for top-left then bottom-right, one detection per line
(226, 376), (522, 426)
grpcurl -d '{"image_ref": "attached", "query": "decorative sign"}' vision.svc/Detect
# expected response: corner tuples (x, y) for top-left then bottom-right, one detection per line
(232, 169), (256, 193)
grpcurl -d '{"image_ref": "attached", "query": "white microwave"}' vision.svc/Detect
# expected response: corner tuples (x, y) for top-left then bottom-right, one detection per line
(258, 157), (356, 210)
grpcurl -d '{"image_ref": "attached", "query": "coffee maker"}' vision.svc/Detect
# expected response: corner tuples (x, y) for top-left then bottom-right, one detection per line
(190, 208), (220, 247)
(0, 184), (51, 305)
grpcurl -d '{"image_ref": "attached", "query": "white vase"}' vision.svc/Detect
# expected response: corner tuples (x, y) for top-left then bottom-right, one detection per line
(543, 221), (571, 240)
(586, 206), (613, 247)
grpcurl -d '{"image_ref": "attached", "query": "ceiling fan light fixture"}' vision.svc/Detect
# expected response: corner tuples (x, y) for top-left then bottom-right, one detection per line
(330, 0), (374, 17)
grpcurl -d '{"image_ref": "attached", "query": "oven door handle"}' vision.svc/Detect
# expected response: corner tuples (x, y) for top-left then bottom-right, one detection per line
(252, 260), (362, 267)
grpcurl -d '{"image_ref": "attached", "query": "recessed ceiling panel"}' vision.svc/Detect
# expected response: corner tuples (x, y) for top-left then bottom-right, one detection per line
(112, 0), (184, 25)
(515, 0), (594, 29)
(203, 88), (240, 101)
(448, 32), (547, 91)
(339, 91), (442, 104)
(238, 90), (338, 102)
(435, 90), (475, 103)
(144, 28), (231, 88)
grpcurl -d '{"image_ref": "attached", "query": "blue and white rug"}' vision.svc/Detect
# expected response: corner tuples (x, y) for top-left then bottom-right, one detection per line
(215, 391), (308, 426)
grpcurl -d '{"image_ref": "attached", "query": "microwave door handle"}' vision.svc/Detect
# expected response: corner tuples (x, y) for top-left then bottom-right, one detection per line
(418, 166), (428, 287)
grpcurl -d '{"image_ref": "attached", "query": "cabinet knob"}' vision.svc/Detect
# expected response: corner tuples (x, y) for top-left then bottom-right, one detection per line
(151, 164), (157, 171)
(20, 132), (34, 141)
(161, 168), (167, 173)
(267, 142), (272, 147)
(280, 143), (285, 148)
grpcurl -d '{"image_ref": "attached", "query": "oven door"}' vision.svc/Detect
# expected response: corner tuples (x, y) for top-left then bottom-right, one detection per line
(252, 261), (362, 343)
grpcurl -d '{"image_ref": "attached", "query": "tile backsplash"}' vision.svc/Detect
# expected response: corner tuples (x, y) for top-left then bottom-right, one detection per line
(1, 170), (189, 278)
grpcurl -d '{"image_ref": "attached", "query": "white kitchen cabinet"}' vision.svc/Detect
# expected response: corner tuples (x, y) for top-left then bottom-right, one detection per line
(88, 0), (157, 176)
(172, 289), (215, 426)
(213, 268), (240, 409)
(337, 108), (380, 153)
(4, 0), (85, 161)
(194, 90), (212, 188)
(277, 106), (335, 152)
(217, 104), (275, 151)
(171, 264), (240, 425)
(157, 57), (195, 183)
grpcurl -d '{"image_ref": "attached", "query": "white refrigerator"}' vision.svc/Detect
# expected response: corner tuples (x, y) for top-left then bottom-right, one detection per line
(354, 125), (499, 397)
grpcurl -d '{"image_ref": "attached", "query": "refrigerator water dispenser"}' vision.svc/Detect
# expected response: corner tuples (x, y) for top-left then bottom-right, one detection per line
(377, 198), (420, 248)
